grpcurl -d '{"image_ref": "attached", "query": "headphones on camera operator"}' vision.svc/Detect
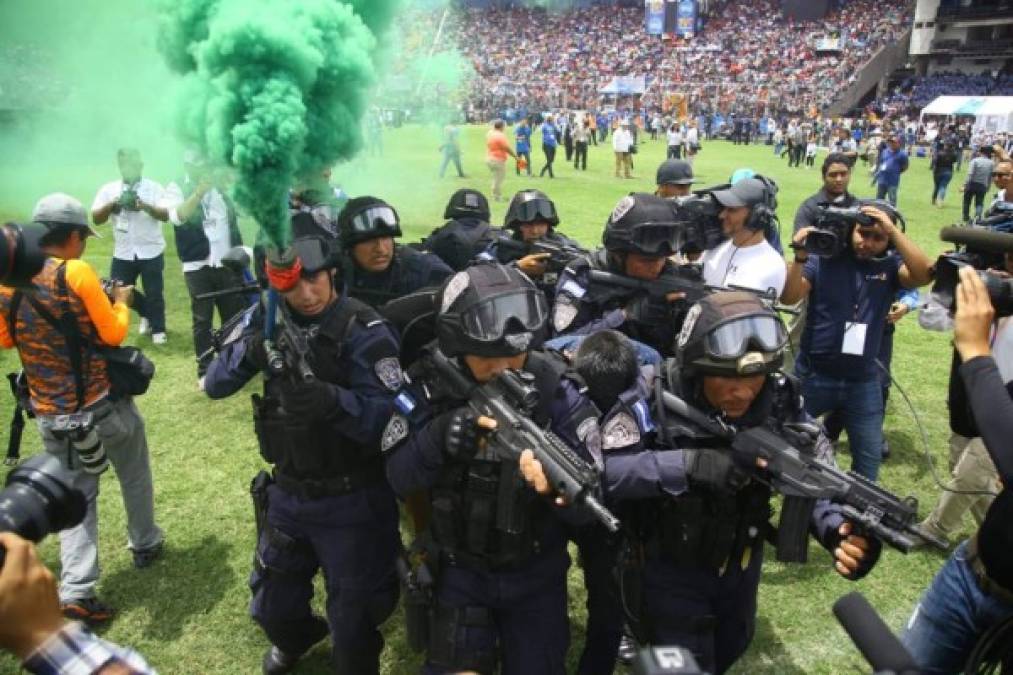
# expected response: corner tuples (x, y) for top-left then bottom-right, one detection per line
(744, 174), (779, 233)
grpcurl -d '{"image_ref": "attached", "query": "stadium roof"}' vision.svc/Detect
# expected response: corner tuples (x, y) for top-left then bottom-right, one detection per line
(921, 96), (1013, 132)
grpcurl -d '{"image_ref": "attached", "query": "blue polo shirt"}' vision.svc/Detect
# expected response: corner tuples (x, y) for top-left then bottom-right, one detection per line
(876, 148), (908, 187)
(798, 252), (903, 380)
(540, 122), (558, 148)
(516, 125), (531, 153)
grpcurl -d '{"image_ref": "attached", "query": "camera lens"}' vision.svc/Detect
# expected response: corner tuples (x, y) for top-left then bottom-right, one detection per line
(0, 454), (87, 565)
(0, 223), (47, 288)
(805, 230), (839, 258)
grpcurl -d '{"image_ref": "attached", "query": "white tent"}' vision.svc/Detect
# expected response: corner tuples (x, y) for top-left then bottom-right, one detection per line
(920, 96), (1013, 134)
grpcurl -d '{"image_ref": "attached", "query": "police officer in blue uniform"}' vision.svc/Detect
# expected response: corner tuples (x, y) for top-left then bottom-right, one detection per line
(383, 262), (603, 675)
(605, 291), (882, 674)
(339, 196), (452, 307)
(422, 189), (497, 272)
(203, 234), (403, 674)
(551, 193), (689, 357)
(484, 189), (586, 304)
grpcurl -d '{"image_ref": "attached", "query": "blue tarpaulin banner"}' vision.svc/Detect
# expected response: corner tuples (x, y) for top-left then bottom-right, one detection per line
(645, 0), (664, 35)
(675, 0), (696, 37)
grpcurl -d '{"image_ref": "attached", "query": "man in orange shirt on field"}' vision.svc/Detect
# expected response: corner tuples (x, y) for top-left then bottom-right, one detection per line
(486, 119), (516, 202)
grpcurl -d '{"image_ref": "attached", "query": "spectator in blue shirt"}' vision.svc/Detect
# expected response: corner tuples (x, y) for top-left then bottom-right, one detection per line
(782, 204), (932, 480)
(539, 114), (559, 178)
(515, 118), (532, 176)
(875, 135), (909, 206)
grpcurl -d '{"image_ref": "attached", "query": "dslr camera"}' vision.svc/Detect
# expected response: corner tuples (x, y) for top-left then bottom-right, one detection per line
(932, 224), (1013, 318)
(44, 412), (109, 475)
(805, 200), (903, 258)
(0, 454), (87, 567)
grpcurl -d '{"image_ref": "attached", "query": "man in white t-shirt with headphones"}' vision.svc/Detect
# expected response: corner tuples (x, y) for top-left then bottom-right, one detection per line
(701, 176), (786, 297)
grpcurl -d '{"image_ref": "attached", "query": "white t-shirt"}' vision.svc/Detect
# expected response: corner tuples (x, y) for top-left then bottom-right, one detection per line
(685, 127), (699, 148)
(160, 181), (233, 273)
(667, 129), (683, 146)
(613, 129), (633, 153)
(92, 178), (166, 260)
(702, 239), (786, 297)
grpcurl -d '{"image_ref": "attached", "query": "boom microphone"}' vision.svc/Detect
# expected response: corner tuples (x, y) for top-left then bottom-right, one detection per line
(832, 592), (920, 675)
(939, 226), (1013, 253)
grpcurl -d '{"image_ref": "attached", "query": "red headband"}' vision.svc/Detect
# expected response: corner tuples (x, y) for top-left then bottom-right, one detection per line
(265, 256), (303, 292)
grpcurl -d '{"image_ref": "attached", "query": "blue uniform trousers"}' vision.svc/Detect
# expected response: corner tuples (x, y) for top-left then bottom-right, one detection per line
(250, 482), (400, 673)
(423, 550), (571, 675)
(642, 549), (763, 675)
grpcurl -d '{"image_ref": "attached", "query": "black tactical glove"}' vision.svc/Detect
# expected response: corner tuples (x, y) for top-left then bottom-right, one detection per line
(279, 378), (338, 420)
(683, 448), (748, 493)
(441, 407), (485, 461)
(244, 332), (269, 372)
(624, 295), (671, 325)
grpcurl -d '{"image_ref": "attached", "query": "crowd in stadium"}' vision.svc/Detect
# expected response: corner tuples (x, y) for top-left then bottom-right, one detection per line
(402, 0), (913, 121)
(872, 71), (1013, 117)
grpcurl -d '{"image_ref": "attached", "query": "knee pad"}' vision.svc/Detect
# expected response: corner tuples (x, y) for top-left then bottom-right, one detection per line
(428, 603), (499, 675)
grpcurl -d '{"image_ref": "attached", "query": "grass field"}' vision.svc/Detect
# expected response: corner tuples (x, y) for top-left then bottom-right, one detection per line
(0, 124), (982, 674)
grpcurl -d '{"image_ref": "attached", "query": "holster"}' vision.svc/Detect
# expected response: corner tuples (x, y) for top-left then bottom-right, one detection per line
(396, 541), (437, 653)
(250, 470), (272, 541)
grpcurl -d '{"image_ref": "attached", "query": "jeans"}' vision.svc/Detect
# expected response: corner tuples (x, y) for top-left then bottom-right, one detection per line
(184, 265), (248, 376)
(37, 397), (163, 601)
(902, 541), (1013, 674)
(876, 182), (899, 206)
(933, 171), (953, 203)
(439, 149), (464, 178)
(963, 182), (988, 222)
(795, 358), (885, 481)
(109, 254), (166, 333)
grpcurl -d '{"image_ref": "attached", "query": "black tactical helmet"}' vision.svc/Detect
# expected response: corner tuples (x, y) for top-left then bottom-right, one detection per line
(444, 189), (491, 222)
(675, 291), (787, 377)
(337, 196), (402, 248)
(264, 234), (340, 292)
(504, 189), (559, 230)
(436, 262), (548, 358)
(603, 193), (684, 257)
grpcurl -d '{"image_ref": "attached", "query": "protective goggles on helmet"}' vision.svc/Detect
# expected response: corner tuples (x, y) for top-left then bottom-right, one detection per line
(629, 223), (683, 255)
(458, 289), (548, 342)
(348, 206), (400, 236)
(510, 198), (557, 226)
(703, 314), (788, 361)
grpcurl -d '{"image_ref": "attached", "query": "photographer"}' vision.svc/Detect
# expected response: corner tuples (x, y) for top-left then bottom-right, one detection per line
(0, 194), (163, 624)
(0, 533), (155, 674)
(781, 203), (932, 480)
(902, 267), (1013, 673)
(91, 148), (169, 345)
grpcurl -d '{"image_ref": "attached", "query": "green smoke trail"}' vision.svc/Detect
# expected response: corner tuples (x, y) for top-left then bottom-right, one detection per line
(158, 0), (400, 247)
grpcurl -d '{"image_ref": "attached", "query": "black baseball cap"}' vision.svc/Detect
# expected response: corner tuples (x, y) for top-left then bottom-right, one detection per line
(656, 160), (696, 186)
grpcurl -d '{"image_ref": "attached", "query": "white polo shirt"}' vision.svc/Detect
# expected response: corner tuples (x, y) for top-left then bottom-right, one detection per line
(92, 178), (166, 260)
(702, 239), (787, 297)
(160, 180), (233, 273)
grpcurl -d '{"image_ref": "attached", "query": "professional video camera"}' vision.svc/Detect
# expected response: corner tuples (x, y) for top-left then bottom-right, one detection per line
(672, 189), (725, 253)
(0, 222), (47, 287)
(0, 454), (87, 567)
(631, 646), (705, 674)
(932, 225), (1013, 318)
(805, 199), (904, 258)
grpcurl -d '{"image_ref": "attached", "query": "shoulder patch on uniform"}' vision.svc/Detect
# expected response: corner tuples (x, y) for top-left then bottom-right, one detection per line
(553, 297), (579, 332)
(602, 412), (641, 450)
(394, 391), (416, 414)
(576, 417), (602, 467)
(381, 414), (410, 453)
(441, 271), (470, 313)
(632, 399), (656, 432)
(561, 279), (586, 299)
(676, 303), (702, 349)
(374, 357), (403, 391)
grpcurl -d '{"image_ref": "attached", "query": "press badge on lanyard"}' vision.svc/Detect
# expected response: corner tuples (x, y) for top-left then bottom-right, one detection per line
(842, 322), (867, 355)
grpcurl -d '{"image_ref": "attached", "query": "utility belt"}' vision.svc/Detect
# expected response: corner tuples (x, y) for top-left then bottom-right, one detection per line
(967, 534), (1013, 606)
(272, 461), (384, 499)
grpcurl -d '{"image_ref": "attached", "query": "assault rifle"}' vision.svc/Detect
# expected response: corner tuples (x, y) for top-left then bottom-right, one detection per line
(495, 237), (590, 273)
(430, 349), (620, 533)
(263, 293), (315, 383)
(658, 389), (947, 560)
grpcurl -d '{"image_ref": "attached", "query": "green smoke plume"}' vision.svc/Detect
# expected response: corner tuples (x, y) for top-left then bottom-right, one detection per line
(158, 0), (400, 247)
